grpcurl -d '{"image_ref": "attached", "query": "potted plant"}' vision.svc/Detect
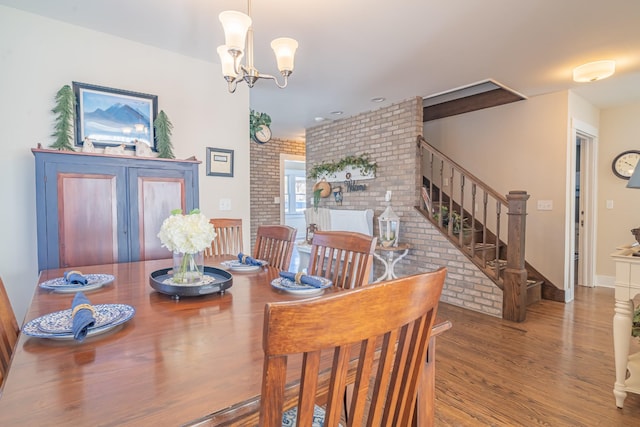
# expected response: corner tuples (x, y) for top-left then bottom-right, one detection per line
(433, 206), (471, 241)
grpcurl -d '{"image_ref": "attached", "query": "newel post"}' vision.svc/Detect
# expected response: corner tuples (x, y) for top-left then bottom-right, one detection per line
(503, 191), (529, 322)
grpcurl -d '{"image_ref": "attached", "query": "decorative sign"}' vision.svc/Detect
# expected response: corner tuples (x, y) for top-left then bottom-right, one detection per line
(345, 179), (366, 192)
(319, 165), (375, 183)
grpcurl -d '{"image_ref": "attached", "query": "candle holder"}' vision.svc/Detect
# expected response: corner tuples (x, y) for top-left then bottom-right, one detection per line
(306, 223), (317, 244)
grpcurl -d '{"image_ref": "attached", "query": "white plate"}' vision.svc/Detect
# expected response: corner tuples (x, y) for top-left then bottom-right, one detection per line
(39, 274), (115, 293)
(22, 304), (135, 340)
(270, 276), (333, 296)
(220, 259), (267, 272)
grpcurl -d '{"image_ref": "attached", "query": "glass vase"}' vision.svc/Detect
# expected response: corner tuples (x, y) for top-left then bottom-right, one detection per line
(172, 251), (204, 284)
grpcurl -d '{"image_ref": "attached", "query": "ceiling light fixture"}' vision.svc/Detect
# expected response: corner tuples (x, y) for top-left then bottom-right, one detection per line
(573, 60), (616, 83)
(217, 0), (298, 93)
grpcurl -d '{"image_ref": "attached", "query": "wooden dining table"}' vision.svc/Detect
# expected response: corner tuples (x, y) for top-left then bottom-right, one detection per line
(0, 258), (450, 426)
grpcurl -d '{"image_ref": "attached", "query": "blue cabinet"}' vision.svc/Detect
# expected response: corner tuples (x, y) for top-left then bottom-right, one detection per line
(34, 149), (200, 270)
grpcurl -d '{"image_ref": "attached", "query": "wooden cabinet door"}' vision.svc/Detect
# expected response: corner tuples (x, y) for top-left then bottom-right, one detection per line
(43, 163), (128, 269)
(129, 167), (197, 261)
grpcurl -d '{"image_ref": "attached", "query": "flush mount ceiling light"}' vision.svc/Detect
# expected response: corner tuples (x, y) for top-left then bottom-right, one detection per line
(573, 60), (616, 83)
(217, 0), (298, 93)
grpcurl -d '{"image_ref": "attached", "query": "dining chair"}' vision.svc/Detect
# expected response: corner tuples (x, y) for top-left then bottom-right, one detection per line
(259, 268), (447, 427)
(205, 218), (243, 257)
(308, 231), (377, 289)
(253, 225), (297, 271)
(0, 277), (19, 389)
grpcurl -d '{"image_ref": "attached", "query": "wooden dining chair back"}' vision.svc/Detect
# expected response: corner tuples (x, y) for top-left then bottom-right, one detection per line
(253, 225), (297, 271)
(0, 277), (19, 388)
(205, 218), (243, 257)
(259, 268), (447, 427)
(308, 231), (377, 289)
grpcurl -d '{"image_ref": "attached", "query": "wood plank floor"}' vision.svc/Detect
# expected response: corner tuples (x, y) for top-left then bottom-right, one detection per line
(433, 286), (640, 426)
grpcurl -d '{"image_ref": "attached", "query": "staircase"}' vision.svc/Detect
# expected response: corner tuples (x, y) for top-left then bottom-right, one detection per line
(417, 136), (561, 320)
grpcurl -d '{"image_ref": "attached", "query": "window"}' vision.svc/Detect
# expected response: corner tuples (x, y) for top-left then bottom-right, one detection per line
(284, 171), (306, 214)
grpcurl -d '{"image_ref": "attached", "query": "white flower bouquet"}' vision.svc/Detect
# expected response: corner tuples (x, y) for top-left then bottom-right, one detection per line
(157, 209), (216, 284)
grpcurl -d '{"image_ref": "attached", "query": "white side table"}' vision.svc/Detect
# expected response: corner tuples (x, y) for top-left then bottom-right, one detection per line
(611, 246), (640, 408)
(373, 243), (410, 283)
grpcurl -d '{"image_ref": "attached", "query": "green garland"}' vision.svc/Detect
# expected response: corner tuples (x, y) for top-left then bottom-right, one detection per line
(308, 154), (377, 180)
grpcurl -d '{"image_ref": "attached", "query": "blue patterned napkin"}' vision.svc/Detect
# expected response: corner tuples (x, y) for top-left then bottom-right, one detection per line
(237, 252), (263, 266)
(64, 270), (88, 285)
(279, 271), (325, 288)
(71, 292), (96, 341)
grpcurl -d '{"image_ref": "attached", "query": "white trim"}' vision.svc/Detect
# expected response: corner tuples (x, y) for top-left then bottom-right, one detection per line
(596, 275), (616, 288)
(567, 118), (599, 302)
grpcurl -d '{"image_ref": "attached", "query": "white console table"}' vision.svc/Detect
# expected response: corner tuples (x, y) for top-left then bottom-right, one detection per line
(611, 246), (640, 408)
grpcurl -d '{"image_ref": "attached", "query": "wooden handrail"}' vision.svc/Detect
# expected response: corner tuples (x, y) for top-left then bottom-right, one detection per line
(417, 136), (507, 205)
(416, 136), (529, 321)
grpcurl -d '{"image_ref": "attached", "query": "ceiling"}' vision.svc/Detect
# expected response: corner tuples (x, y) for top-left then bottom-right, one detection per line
(3, 0), (640, 141)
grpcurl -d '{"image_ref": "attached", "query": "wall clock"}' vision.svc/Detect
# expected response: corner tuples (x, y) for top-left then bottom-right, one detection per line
(612, 150), (640, 179)
(249, 110), (272, 144)
(253, 124), (272, 144)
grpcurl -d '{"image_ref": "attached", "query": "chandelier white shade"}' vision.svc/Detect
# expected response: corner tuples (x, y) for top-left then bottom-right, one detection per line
(218, 11), (251, 52)
(217, 1), (298, 93)
(573, 60), (616, 83)
(270, 37), (298, 73)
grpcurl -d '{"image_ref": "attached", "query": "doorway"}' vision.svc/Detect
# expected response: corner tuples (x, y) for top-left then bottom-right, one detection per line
(570, 119), (598, 301)
(280, 154), (306, 242)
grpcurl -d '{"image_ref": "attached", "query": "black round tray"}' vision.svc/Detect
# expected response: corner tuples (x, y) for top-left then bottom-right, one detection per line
(149, 266), (232, 299)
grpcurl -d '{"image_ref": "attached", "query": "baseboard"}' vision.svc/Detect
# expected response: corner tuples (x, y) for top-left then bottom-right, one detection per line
(595, 275), (615, 288)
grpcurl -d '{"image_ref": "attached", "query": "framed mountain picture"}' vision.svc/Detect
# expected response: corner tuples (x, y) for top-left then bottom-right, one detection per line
(73, 82), (158, 151)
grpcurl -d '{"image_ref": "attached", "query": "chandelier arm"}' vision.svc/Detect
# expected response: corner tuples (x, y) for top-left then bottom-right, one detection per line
(227, 79), (238, 93)
(254, 73), (289, 89)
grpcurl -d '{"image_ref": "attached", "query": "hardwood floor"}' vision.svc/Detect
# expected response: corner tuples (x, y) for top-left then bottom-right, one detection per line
(433, 286), (640, 426)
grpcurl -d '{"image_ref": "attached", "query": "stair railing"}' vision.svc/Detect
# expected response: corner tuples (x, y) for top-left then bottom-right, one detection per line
(417, 136), (530, 321)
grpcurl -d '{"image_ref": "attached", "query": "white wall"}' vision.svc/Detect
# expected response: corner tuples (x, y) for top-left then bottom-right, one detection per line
(0, 6), (250, 323)
(596, 101), (640, 278)
(424, 91), (571, 291)
(424, 90), (640, 294)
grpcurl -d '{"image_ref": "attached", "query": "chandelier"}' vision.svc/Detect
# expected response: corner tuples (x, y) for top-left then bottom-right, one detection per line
(217, 0), (299, 93)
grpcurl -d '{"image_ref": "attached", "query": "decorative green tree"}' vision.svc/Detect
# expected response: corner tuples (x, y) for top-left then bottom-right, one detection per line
(154, 110), (175, 159)
(49, 85), (76, 151)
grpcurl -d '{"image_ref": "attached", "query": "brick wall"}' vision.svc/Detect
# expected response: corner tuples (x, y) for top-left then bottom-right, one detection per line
(305, 97), (502, 317)
(249, 137), (305, 248)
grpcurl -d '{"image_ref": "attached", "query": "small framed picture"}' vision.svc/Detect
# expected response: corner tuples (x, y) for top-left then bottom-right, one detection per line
(421, 186), (432, 212)
(73, 82), (158, 151)
(207, 148), (234, 177)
